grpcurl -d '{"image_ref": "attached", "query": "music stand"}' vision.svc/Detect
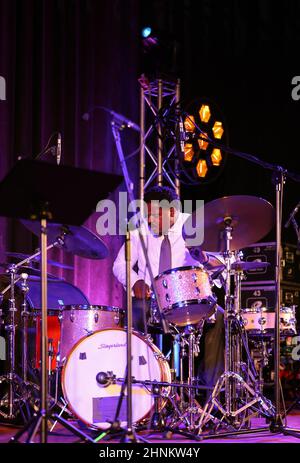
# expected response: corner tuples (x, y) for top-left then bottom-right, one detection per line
(0, 159), (122, 443)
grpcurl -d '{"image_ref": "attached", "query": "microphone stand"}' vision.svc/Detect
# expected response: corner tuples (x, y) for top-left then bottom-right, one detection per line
(187, 114), (300, 439)
(93, 115), (171, 443)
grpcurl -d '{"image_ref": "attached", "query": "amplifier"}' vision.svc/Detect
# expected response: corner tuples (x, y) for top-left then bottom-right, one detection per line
(240, 242), (300, 285)
(241, 283), (300, 310)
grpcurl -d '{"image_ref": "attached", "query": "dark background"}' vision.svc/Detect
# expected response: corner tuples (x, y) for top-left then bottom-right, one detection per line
(0, 0), (300, 305)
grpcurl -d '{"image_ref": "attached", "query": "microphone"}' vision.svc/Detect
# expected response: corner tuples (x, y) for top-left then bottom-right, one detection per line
(96, 371), (115, 387)
(109, 110), (140, 132)
(284, 200), (300, 228)
(82, 106), (140, 132)
(56, 132), (61, 165)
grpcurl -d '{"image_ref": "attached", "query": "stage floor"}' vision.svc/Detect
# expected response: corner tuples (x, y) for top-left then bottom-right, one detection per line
(1, 411), (300, 444)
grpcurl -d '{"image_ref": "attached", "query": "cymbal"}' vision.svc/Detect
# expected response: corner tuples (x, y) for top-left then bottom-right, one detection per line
(183, 195), (274, 252)
(0, 265), (60, 279)
(231, 261), (270, 272)
(5, 252), (74, 270)
(21, 221), (109, 259)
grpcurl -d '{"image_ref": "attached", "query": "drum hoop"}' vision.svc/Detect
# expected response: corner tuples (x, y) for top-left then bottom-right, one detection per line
(163, 298), (216, 311)
(242, 307), (268, 313)
(61, 327), (171, 428)
(62, 305), (125, 314)
(154, 265), (205, 280)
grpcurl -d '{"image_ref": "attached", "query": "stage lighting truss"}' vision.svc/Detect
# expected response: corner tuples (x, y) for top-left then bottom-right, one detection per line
(139, 76), (182, 197)
(182, 100), (228, 183)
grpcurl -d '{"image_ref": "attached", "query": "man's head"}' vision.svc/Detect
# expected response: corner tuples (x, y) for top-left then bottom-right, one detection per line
(143, 186), (180, 236)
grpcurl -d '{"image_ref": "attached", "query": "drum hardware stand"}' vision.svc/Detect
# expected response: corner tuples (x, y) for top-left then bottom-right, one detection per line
(250, 338), (272, 395)
(195, 222), (275, 436)
(0, 236), (68, 424)
(114, 377), (219, 440)
(9, 213), (92, 444)
(160, 323), (226, 439)
(0, 159), (123, 443)
(282, 204), (300, 419)
(20, 273), (30, 384)
(0, 266), (32, 424)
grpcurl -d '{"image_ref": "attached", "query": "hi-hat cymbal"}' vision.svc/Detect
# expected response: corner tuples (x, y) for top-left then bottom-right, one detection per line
(231, 261), (270, 272)
(5, 252), (74, 270)
(21, 221), (109, 259)
(0, 264), (60, 279)
(183, 195), (274, 252)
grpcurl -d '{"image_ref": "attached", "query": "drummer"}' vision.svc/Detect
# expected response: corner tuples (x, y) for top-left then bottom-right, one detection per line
(113, 185), (225, 390)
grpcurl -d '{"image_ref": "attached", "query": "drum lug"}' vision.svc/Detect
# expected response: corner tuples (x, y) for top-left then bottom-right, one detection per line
(154, 352), (166, 362)
(145, 334), (154, 343)
(114, 313), (120, 325)
(84, 329), (94, 337)
(94, 312), (99, 323)
(70, 311), (75, 323)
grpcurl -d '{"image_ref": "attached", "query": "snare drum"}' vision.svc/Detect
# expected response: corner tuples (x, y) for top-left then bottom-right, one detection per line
(59, 305), (125, 363)
(154, 265), (216, 326)
(241, 307), (274, 336)
(62, 328), (171, 429)
(241, 306), (297, 336)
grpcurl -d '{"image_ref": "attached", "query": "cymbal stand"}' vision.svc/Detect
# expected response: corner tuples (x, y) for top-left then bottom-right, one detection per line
(196, 221), (275, 435)
(11, 215), (93, 443)
(20, 273), (30, 384)
(0, 266), (31, 422)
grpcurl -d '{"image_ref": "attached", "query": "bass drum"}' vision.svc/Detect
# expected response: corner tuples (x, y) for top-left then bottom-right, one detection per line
(62, 328), (171, 429)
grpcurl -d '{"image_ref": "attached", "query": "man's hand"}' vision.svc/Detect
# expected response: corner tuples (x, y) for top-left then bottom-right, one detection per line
(132, 279), (151, 299)
(187, 246), (208, 264)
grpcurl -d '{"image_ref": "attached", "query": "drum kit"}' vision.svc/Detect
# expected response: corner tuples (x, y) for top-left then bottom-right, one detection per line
(0, 194), (298, 439)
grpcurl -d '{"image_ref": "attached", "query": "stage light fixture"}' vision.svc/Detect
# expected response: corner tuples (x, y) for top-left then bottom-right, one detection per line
(181, 99), (227, 182)
(197, 132), (209, 151)
(212, 121), (224, 139)
(142, 26), (152, 38)
(184, 115), (196, 133)
(211, 148), (222, 166)
(183, 143), (194, 162)
(196, 159), (208, 177)
(199, 104), (211, 123)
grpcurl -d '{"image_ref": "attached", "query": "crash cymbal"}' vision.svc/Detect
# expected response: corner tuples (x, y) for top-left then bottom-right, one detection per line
(183, 195), (274, 252)
(20, 221), (109, 259)
(5, 252), (74, 270)
(231, 261), (270, 272)
(0, 264), (60, 279)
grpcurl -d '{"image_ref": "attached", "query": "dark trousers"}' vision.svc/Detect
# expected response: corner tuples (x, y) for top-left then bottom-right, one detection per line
(197, 307), (225, 388)
(130, 297), (225, 389)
